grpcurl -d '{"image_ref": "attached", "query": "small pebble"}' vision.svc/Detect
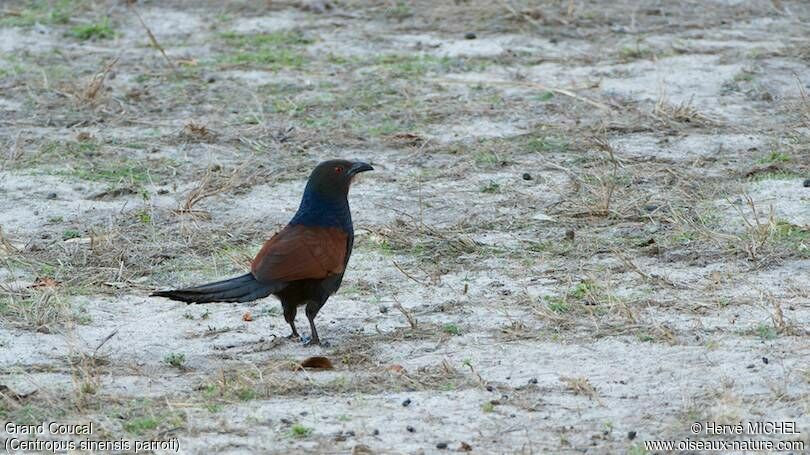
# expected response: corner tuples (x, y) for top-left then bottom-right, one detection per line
(406, 425), (415, 433)
(207, 76), (216, 83)
(464, 32), (477, 40)
(628, 431), (637, 440)
(762, 357), (769, 364)
(379, 305), (388, 314)
(436, 442), (448, 449)
(528, 378), (538, 384)
(158, 189), (169, 195)
(46, 192), (57, 199)
(522, 172), (532, 180)
(372, 429), (379, 436)
(281, 418), (292, 424)
(402, 398), (411, 407)
(565, 229), (575, 241)
(746, 364), (755, 369)
(486, 385), (494, 392)
(803, 178), (810, 188)
(346, 430), (355, 437)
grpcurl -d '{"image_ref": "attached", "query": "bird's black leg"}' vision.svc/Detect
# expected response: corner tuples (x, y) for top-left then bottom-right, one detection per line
(304, 301), (325, 346)
(283, 303), (299, 340)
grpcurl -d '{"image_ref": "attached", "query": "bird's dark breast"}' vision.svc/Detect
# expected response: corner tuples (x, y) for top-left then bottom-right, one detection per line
(275, 273), (346, 307)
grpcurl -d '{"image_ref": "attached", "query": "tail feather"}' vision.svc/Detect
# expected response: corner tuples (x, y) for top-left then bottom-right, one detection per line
(151, 273), (281, 303)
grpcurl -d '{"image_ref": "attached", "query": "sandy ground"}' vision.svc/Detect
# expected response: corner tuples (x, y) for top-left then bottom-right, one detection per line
(1, 0), (809, 454)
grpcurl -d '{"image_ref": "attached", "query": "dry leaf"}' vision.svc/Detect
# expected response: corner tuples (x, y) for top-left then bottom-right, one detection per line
(242, 311), (253, 322)
(30, 277), (59, 288)
(298, 356), (334, 370)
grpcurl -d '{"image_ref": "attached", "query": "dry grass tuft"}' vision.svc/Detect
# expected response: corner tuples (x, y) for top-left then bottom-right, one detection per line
(653, 90), (717, 127)
(180, 121), (218, 143)
(375, 218), (483, 268)
(0, 291), (68, 333)
(73, 57), (119, 105)
(560, 376), (602, 404)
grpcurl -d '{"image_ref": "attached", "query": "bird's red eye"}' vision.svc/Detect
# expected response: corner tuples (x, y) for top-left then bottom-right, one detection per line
(334, 166), (344, 174)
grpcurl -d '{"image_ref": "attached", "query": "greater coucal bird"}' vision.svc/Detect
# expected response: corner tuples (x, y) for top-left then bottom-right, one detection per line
(152, 159), (373, 345)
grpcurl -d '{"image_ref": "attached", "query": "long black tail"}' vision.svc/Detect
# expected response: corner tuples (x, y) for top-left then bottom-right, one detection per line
(151, 273), (279, 303)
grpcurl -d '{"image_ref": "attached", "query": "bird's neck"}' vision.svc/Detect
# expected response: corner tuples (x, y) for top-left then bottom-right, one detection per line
(289, 189), (353, 234)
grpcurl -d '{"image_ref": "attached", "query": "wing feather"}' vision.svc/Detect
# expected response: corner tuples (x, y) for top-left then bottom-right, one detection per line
(251, 225), (348, 283)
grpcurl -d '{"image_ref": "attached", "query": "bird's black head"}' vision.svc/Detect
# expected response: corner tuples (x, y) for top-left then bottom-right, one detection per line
(292, 159), (373, 231)
(305, 159), (374, 198)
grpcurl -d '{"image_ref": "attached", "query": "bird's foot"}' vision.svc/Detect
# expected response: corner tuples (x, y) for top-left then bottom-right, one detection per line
(286, 333), (301, 342)
(301, 336), (328, 347)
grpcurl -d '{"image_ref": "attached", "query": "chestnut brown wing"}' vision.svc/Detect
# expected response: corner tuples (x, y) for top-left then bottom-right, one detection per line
(250, 225), (348, 283)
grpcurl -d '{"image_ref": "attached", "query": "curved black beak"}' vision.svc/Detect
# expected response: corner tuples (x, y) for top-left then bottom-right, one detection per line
(348, 161), (374, 176)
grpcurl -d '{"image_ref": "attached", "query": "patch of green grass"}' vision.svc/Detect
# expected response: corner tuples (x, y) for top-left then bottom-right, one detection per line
(163, 353), (186, 369)
(62, 229), (81, 240)
(536, 91), (555, 102)
(60, 163), (150, 186)
(134, 209), (152, 224)
(618, 44), (652, 61)
(36, 140), (100, 164)
(773, 221), (810, 253)
(205, 403), (222, 413)
(219, 31), (312, 68)
(672, 230), (697, 244)
(123, 417), (159, 435)
(474, 151), (502, 167)
(116, 401), (186, 437)
(527, 135), (569, 153)
(0, 0), (77, 27)
(290, 423), (313, 438)
(544, 296), (570, 314)
(4, 404), (56, 425)
(369, 239), (395, 256)
(327, 53), (349, 65)
(227, 48), (304, 67)
(569, 280), (596, 300)
(733, 70), (755, 82)
(756, 151), (791, 164)
(442, 323), (461, 336)
(747, 170), (801, 181)
(236, 387), (257, 401)
(481, 181), (500, 193)
(384, 0), (413, 19)
(70, 18), (115, 40)
(755, 323), (777, 340)
(481, 402), (495, 413)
